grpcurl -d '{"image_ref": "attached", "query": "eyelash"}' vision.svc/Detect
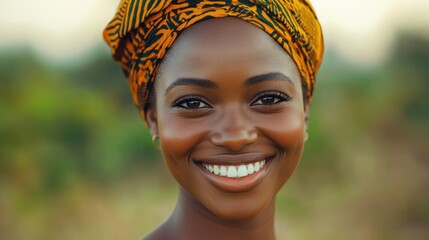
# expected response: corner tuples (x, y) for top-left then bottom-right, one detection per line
(173, 91), (290, 110)
(173, 96), (212, 110)
(251, 91), (290, 106)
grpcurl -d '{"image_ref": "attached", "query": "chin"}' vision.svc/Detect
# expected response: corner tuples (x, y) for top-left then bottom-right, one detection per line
(196, 187), (276, 222)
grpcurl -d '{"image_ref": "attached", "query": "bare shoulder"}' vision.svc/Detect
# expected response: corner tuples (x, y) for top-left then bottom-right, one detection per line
(141, 231), (165, 240)
(140, 224), (171, 240)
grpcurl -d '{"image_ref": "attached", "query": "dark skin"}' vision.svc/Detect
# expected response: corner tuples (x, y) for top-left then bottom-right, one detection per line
(144, 17), (309, 240)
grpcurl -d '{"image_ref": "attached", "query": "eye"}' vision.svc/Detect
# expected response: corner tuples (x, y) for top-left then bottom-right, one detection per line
(251, 91), (290, 106)
(173, 96), (212, 109)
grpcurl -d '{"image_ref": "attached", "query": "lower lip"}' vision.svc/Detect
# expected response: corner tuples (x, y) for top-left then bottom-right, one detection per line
(195, 158), (274, 193)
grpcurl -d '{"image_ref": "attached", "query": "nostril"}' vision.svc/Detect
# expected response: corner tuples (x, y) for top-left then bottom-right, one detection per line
(209, 129), (258, 151)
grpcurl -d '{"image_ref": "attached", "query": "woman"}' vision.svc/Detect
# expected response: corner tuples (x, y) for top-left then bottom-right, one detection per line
(103, 0), (323, 239)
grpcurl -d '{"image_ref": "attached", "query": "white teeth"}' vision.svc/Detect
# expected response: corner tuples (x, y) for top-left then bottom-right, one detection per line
(202, 160), (267, 179)
(254, 162), (260, 171)
(247, 163), (255, 174)
(237, 165), (248, 177)
(220, 166), (227, 176)
(227, 166), (238, 178)
(213, 165), (220, 175)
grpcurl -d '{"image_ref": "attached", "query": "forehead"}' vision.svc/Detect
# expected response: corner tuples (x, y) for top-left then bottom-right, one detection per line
(156, 17), (301, 87)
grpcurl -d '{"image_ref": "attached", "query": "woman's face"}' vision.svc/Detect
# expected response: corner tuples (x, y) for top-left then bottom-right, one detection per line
(146, 17), (308, 221)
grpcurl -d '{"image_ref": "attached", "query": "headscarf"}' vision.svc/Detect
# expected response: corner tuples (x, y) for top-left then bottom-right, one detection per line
(103, 0), (324, 113)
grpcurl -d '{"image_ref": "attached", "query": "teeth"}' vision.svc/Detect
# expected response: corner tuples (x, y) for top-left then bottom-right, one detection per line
(237, 165), (248, 177)
(247, 163), (255, 174)
(220, 166), (227, 176)
(202, 160), (267, 179)
(227, 166), (238, 178)
(254, 162), (260, 171)
(213, 165), (220, 175)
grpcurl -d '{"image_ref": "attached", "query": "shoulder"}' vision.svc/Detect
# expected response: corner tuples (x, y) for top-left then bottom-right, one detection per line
(141, 225), (171, 240)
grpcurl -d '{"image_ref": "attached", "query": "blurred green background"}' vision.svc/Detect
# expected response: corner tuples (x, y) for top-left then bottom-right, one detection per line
(1, 1), (429, 239)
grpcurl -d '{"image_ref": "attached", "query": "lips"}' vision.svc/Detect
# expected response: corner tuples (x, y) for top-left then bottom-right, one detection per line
(193, 153), (275, 192)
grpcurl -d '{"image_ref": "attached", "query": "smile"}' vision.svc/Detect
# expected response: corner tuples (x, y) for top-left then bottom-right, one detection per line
(202, 160), (266, 179)
(194, 154), (275, 192)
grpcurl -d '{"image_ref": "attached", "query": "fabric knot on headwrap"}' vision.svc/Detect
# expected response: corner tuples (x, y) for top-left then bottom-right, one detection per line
(103, 0), (324, 113)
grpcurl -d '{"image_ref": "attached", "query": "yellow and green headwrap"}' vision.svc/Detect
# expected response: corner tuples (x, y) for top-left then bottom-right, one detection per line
(103, 0), (324, 113)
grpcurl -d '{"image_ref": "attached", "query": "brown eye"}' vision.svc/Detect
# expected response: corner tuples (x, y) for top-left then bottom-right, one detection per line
(182, 100), (209, 109)
(258, 96), (277, 105)
(174, 96), (211, 109)
(251, 91), (289, 106)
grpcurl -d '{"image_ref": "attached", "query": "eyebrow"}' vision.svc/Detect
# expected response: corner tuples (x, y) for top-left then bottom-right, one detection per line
(165, 78), (218, 95)
(165, 72), (294, 95)
(244, 72), (294, 87)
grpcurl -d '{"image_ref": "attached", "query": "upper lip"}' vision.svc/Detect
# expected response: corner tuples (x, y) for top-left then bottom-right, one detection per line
(193, 152), (275, 165)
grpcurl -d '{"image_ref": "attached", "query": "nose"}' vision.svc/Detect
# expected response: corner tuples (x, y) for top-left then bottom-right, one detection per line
(209, 106), (258, 151)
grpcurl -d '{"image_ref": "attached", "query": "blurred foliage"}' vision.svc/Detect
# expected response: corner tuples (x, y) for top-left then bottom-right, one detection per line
(0, 31), (428, 240)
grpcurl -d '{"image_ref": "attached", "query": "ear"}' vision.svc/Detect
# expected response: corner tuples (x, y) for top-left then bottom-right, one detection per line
(143, 106), (158, 137)
(304, 103), (310, 142)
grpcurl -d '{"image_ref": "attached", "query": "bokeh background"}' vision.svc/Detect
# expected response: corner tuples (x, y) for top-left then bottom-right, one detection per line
(1, 0), (428, 239)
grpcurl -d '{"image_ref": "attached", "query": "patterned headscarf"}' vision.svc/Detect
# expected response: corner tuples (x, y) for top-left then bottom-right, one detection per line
(103, 0), (324, 113)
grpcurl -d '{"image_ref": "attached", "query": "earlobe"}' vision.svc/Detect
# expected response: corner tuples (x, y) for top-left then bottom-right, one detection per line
(143, 107), (159, 136)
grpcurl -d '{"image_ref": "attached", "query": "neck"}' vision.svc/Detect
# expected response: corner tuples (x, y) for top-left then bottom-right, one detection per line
(162, 188), (276, 240)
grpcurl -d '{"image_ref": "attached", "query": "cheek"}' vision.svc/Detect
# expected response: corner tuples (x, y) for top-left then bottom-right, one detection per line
(257, 108), (306, 183)
(158, 116), (208, 158)
(156, 109), (210, 183)
(258, 107), (306, 147)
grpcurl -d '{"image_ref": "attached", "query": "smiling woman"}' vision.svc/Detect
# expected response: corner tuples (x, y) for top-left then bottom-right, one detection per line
(103, 0), (323, 239)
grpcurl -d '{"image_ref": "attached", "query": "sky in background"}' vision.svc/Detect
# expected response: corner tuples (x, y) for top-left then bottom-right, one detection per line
(0, 0), (428, 65)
